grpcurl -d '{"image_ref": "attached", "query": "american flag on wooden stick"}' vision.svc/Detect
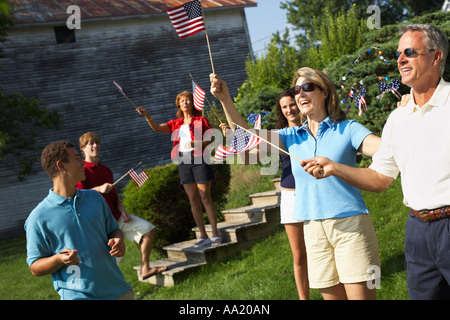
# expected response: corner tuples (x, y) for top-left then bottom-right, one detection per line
(214, 114), (263, 163)
(214, 144), (237, 164)
(166, 0), (205, 39)
(192, 80), (205, 111)
(127, 163), (149, 187)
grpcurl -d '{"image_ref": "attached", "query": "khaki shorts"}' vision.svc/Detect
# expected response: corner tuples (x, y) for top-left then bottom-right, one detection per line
(304, 214), (380, 289)
(118, 214), (155, 244)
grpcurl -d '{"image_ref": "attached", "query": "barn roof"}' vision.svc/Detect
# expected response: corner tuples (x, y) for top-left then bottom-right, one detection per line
(8, 0), (257, 25)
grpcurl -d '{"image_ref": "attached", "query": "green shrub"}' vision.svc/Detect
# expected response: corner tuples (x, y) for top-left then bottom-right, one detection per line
(121, 162), (231, 249)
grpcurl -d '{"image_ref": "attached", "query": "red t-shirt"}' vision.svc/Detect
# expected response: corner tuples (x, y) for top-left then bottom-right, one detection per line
(166, 116), (213, 159)
(75, 161), (121, 221)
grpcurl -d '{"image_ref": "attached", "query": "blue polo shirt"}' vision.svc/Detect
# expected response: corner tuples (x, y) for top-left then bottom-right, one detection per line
(25, 189), (132, 300)
(278, 117), (371, 221)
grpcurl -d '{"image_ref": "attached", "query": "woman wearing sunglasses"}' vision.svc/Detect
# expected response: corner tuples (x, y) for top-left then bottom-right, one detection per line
(217, 86), (309, 300)
(210, 67), (381, 300)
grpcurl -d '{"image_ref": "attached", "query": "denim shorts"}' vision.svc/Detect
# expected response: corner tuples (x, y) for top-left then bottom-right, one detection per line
(177, 152), (214, 185)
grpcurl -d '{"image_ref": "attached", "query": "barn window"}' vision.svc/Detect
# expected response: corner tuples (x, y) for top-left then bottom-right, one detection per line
(54, 26), (76, 44)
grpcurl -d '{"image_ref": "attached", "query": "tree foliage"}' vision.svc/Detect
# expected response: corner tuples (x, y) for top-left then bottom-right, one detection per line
(326, 11), (450, 136)
(280, 0), (440, 47)
(303, 4), (366, 70)
(236, 30), (300, 103)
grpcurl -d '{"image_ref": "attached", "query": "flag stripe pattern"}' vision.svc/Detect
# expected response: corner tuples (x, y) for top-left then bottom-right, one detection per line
(192, 80), (205, 111)
(128, 163), (149, 187)
(167, 0), (205, 39)
(214, 114), (262, 163)
(214, 144), (237, 163)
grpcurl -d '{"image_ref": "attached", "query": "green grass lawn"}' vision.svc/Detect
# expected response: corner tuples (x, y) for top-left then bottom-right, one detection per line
(0, 165), (409, 300)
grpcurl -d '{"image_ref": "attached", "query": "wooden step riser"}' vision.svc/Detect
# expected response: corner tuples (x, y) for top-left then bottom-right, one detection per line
(249, 195), (280, 207)
(136, 183), (283, 287)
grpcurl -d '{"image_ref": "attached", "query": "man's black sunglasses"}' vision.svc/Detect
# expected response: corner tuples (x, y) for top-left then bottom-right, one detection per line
(292, 83), (322, 95)
(394, 48), (435, 60)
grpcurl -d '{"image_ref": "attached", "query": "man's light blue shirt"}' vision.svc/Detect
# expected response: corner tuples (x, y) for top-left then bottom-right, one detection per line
(25, 189), (132, 300)
(278, 117), (371, 221)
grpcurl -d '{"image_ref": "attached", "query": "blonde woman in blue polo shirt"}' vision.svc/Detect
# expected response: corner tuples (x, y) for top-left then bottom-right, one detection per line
(210, 68), (381, 300)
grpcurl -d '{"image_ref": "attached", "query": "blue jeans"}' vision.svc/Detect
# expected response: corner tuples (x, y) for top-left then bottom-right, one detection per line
(405, 212), (450, 299)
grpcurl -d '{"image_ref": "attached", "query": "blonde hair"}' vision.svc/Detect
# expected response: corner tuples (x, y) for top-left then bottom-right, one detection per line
(79, 132), (100, 157)
(293, 67), (346, 123)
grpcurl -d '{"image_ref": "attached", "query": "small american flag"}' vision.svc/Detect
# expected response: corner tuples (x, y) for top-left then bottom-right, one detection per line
(127, 163), (149, 187)
(112, 80), (124, 94)
(378, 78), (401, 100)
(231, 126), (261, 152)
(355, 87), (367, 116)
(166, 0), (205, 39)
(214, 114), (262, 163)
(214, 144), (237, 164)
(192, 80), (205, 111)
(247, 111), (269, 127)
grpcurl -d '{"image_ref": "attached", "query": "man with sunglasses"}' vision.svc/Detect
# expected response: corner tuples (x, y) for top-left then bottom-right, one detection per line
(302, 24), (450, 299)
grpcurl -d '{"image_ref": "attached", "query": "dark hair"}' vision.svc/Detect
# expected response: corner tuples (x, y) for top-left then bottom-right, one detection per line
(276, 88), (297, 129)
(175, 91), (202, 118)
(41, 141), (75, 179)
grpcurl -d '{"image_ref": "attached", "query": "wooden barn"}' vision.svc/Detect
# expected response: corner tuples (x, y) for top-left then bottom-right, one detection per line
(0, 0), (257, 240)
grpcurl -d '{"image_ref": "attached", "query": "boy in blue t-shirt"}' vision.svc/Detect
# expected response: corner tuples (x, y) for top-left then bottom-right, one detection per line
(25, 141), (132, 300)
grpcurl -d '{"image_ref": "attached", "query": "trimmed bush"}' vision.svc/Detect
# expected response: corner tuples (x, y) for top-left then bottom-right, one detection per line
(121, 162), (231, 249)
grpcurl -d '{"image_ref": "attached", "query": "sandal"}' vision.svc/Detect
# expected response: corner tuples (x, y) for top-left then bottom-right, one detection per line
(194, 238), (211, 248)
(211, 237), (222, 246)
(141, 266), (168, 280)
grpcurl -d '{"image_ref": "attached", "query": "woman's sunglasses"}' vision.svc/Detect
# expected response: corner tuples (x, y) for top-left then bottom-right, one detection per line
(394, 48), (435, 60)
(292, 83), (321, 95)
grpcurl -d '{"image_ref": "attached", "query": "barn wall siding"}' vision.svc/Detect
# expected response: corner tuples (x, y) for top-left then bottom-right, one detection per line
(0, 8), (252, 240)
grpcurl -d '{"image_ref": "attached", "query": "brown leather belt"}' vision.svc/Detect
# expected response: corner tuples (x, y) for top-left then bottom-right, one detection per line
(411, 206), (450, 222)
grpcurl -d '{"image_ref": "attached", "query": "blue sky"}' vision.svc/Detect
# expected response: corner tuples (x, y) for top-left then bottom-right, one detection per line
(244, 1), (291, 55)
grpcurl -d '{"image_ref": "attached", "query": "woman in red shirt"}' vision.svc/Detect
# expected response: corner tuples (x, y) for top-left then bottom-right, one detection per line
(136, 91), (221, 247)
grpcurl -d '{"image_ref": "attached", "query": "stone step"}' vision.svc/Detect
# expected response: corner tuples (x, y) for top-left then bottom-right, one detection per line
(134, 181), (283, 287)
(271, 178), (281, 191)
(247, 190), (280, 207)
(136, 208), (282, 286)
(134, 259), (207, 287)
(135, 239), (242, 286)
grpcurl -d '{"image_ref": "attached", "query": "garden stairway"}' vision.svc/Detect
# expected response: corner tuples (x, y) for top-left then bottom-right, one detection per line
(133, 178), (282, 287)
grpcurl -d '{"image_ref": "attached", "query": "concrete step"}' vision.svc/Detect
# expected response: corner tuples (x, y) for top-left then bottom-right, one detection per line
(271, 178), (281, 191)
(134, 181), (283, 287)
(136, 208), (282, 287)
(134, 259), (207, 287)
(134, 239), (242, 286)
(247, 190), (280, 207)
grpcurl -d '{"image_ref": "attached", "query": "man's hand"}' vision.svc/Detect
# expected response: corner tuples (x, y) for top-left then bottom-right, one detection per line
(120, 210), (131, 223)
(108, 237), (125, 257)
